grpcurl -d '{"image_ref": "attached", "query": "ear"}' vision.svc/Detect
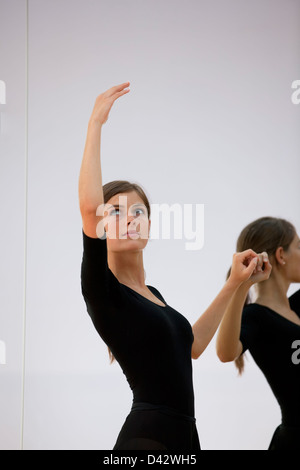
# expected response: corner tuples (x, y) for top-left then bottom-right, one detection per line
(275, 246), (286, 266)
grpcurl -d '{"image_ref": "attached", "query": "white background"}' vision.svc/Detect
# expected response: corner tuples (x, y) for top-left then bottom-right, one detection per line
(0, 0), (299, 450)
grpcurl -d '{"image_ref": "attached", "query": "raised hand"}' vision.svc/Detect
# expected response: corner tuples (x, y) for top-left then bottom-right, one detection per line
(248, 251), (272, 284)
(229, 249), (272, 287)
(89, 82), (130, 125)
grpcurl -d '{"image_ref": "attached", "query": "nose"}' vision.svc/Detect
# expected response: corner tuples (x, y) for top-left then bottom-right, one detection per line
(127, 212), (143, 232)
(127, 214), (137, 227)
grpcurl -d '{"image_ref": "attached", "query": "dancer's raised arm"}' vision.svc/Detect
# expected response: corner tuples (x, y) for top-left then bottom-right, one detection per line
(216, 252), (271, 362)
(78, 83), (130, 237)
(191, 250), (270, 359)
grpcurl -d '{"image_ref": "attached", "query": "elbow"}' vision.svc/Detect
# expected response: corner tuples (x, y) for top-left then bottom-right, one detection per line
(216, 338), (237, 363)
(216, 349), (236, 363)
(191, 342), (202, 360)
(217, 353), (234, 363)
(191, 350), (201, 360)
(79, 202), (97, 216)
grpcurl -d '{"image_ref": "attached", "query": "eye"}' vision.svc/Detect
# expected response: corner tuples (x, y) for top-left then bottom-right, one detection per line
(110, 208), (120, 215)
(135, 208), (145, 215)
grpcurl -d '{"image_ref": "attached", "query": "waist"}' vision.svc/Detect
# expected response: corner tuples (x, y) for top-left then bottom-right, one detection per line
(280, 403), (300, 427)
(282, 416), (300, 427)
(131, 401), (196, 423)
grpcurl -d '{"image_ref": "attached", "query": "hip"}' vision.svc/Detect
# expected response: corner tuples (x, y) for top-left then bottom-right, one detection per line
(113, 401), (200, 451)
(269, 424), (300, 450)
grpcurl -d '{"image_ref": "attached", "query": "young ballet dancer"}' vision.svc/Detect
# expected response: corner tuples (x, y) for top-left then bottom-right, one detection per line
(78, 82), (267, 450)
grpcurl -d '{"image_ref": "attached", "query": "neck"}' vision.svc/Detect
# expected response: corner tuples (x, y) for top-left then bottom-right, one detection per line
(108, 249), (146, 288)
(255, 270), (290, 309)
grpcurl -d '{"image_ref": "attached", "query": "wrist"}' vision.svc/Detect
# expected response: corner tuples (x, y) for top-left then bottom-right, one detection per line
(225, 276), (243, 292)
(226, 276), (253, 293)
(88, 118), (103, 130)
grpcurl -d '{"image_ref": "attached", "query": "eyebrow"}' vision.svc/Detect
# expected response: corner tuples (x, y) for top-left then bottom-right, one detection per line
(110, 203), (145, 208)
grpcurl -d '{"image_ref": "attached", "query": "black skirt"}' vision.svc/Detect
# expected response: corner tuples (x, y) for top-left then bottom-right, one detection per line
(113, 402), (201, 451)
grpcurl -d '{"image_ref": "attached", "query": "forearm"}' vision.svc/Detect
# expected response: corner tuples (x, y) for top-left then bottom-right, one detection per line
(216, 281), (251, 362)
(192, 278), (242, 359)
(79, 84), (130, 213)
(79, 120), (104, 213)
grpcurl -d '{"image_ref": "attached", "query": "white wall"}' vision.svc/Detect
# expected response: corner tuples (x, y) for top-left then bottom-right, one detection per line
(1, 0), (299, 450)
(0, 0), (27, 450)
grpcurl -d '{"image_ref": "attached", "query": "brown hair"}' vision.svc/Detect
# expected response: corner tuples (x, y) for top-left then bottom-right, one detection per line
(103, 180), (151, 219)
(228, 216), (296, 374)
(102, 180), (151, 363)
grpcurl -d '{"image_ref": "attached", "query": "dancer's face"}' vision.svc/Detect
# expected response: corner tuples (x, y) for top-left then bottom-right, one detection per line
(280, 233), (300, 283)
(104, 191), (150, 252)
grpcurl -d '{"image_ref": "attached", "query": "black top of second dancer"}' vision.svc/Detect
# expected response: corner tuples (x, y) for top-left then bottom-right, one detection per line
(81, 229), (195, 418)
(240, 289), (300, 426)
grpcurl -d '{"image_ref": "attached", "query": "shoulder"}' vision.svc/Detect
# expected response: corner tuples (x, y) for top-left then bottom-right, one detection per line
(82, 227), (106, 246)
(289, 289), (300, 313)
(147, 284), (160, 294)
(147, 285), (167, 303)
(241, 303), (273, 330)
(81, 228), (108, 263)
(242, 302), (265, 319)
(240, 303), (268, 352)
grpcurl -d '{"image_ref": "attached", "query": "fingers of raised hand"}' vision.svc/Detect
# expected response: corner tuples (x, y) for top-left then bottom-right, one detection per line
(91, 84), (130, 124)
(252, 252), (272, 279)
(104, 82), (130, 98)
(233, 250), (258, 270)
(231, 252), (258, 283)
(257, 252), (270, 271)
(231, 250), (272, 284)
(254, 253), (264, 272)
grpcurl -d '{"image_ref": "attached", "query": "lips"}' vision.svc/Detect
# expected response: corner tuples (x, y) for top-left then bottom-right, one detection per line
(126, 231), (139, 235)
